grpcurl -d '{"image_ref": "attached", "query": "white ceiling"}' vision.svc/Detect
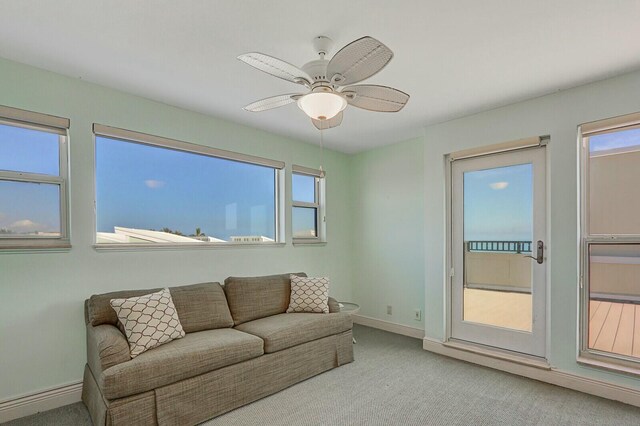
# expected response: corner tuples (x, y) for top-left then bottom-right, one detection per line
(1, 1), (639, 153)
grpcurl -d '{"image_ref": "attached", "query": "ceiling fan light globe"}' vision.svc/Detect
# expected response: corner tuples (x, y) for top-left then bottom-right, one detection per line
(297, 92), (347, 120)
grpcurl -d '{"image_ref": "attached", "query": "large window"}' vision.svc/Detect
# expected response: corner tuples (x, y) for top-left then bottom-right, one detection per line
(0, 106), (70, 249)
(580, 112), (640, 370)
(94, 125), (284, 246)
(292, 165), (325, 243)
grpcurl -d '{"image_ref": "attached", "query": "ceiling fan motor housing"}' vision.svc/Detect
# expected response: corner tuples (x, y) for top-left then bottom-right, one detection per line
(302, 59), (330, 83)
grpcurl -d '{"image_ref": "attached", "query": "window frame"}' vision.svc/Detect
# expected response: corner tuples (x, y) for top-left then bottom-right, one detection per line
(292, 164), (326, 245)
(0, 106), (70, 250)
(93, 124), (285, 250)
(578, 111), (640, 373)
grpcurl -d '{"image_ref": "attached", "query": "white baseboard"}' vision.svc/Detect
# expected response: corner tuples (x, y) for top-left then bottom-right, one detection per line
(352, 314), (425, 339)
(0, 381), (83, 424)
(423, 337), (640, 408)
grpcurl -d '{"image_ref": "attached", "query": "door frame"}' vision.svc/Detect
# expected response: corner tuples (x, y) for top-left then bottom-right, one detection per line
(444, 139), (550, 359)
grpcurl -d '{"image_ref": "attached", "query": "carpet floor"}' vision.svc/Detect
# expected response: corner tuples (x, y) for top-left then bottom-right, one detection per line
(5, 325), (640, 425)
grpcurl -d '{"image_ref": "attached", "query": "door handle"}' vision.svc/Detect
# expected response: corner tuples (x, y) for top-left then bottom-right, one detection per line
(523, 240), (544, 264)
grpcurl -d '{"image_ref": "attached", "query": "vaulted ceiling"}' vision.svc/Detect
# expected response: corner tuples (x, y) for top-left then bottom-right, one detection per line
(1, 1), (639, 153)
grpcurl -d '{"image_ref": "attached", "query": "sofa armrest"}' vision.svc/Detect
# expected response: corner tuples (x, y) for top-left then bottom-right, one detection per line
(86, 324), (131, 378)
(328, 297), (340, 313)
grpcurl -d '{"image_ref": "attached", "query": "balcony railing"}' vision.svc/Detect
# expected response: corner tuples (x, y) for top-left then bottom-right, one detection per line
(466, 240), (532, 253)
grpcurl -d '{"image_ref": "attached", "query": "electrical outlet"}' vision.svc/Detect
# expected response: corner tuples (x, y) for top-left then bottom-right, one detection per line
(414, 309), (422, 321)
(386, 305), (392, 315)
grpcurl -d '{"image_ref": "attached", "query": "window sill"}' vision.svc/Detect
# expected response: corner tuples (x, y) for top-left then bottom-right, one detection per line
(292, 239), (326, 246)
(0, 242), (72, 254)
(578, 353), (640, 378)
(93, 242), (286, 252)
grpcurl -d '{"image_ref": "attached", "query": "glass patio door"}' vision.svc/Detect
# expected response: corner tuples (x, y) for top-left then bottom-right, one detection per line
(450, 146), (547, 357)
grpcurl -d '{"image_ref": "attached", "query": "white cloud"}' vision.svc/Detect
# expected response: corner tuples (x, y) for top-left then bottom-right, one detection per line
(9, 219), (43, 232)
(144, 179), (165, 189)
(489, 181), (509, 190)
(11, 219), (37, 228)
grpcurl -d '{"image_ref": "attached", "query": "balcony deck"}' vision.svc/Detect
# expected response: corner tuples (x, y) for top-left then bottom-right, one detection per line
(589, 300), (640, 357)
(464, 288), (640, 358)
(463, 288), (532, 332)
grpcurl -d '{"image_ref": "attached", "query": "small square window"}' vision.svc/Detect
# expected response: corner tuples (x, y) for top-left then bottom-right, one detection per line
(292, 167), (325, 244)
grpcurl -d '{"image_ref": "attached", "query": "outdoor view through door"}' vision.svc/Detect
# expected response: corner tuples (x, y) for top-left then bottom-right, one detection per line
(463, 163), (533, 333)
(451, 144), (546, 357)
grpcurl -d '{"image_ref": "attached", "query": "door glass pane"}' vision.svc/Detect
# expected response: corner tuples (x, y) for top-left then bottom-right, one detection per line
(0, 180), (61, 237)
(588, 128), (640, 235)
(462, 163), (533, 332)
(0, 123), (60, 176)
(292, 174), (315, 203)
(292, 206), (317, 238)
(588, 244), (640, 359)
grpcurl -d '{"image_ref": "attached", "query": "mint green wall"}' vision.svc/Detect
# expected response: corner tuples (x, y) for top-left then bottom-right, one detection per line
(0, 58), (353, 401)
(350, 137), (425, 328)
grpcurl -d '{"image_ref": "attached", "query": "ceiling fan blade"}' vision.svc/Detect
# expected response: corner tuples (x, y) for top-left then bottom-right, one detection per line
(238, 53), (313, 86)
(243, 94), (303, 112)
(326, 37), (393, 86)
(342, 85), (409, 112)
(312, 111), (343, 130)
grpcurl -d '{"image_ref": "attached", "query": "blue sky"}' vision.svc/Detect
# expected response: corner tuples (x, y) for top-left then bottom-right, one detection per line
(292, 173), (315, 203)
(464, 163), (533, 242)
(589, 127), (640, 152)
(0, 124), (59, 175)
(96, 137), (280, 240)
(0, 124), (60, 234)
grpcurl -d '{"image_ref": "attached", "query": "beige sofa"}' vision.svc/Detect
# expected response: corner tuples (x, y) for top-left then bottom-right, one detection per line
(82, 273), (354, 425)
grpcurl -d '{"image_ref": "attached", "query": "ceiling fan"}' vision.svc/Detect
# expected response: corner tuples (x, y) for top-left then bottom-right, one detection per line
(238, 36), (409, 130)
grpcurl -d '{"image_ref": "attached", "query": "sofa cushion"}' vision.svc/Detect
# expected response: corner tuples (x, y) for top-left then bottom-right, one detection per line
(286, 275), (330, 313)
(100, 328), (264, 399)
(224, 273), (306, 325)
(110, 289), (186, 358)
(86, 282), (234, 333)
(234, 312), (352, 353)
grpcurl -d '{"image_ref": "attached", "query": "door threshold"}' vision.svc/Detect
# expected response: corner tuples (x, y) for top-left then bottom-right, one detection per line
(444, 339), (550, 370)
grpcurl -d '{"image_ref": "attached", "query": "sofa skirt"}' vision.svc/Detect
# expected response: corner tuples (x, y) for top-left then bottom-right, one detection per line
(82, 330), (354, 426)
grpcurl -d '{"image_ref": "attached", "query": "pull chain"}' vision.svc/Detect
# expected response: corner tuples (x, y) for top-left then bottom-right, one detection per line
(319, 123), (325, 178)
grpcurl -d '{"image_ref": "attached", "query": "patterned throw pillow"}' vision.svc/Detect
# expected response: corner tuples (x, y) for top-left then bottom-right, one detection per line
(286, 275), (330, 314)
(110, 288), (185, 358)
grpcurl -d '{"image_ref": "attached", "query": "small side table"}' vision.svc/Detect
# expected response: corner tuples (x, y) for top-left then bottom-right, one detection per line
(339, 302), (360, 343)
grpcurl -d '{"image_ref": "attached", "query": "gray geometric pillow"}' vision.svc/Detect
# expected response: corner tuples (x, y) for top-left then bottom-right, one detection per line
(286, 275), (330, 314)
(110, 288), (185, 358)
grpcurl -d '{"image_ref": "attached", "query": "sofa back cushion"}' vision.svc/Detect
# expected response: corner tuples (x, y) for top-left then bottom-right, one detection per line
(86, 282), (233, 333)
(224, 273), (306, 325)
